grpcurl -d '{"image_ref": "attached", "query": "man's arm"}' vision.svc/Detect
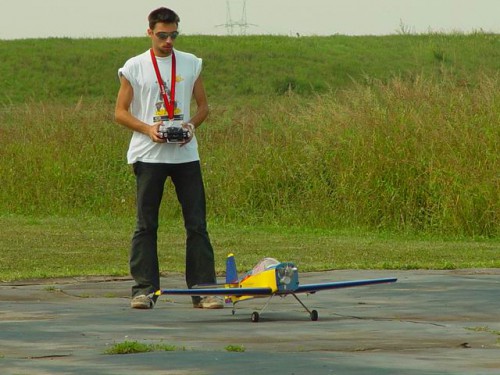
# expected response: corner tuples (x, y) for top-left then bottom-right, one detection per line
(114, 75), (165, 143)
(187, 76), (209, 128)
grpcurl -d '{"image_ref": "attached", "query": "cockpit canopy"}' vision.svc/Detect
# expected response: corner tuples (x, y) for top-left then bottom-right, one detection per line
(250, 257), (280, 276)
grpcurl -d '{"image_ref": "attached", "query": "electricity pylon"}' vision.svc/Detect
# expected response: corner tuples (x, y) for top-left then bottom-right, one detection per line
(216, 0), (257, 35)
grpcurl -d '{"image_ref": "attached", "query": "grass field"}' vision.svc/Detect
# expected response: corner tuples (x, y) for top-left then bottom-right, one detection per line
(0, 215), (498, 282)
(0, 33), (498, 281)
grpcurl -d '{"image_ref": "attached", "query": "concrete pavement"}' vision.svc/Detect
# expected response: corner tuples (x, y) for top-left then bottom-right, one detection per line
(1, 269), (499, 374)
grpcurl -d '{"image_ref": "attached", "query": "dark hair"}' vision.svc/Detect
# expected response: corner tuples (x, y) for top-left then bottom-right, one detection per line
(148, 7), (180, 29)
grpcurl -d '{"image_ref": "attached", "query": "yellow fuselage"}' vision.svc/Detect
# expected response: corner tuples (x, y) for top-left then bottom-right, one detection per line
(226, 268), (278, 304)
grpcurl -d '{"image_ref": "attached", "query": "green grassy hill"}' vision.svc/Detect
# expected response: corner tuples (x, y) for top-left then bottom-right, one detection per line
(1, 33), (499, 104)
(1, 34), (499, 237)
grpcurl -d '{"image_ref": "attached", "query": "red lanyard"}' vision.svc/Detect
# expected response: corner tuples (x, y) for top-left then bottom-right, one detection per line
(150, 48), (176, 121)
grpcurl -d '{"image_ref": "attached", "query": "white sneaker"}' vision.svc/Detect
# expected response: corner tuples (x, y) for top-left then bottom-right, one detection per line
(131, 294), (155, 309)
(193, 296), (224, 309)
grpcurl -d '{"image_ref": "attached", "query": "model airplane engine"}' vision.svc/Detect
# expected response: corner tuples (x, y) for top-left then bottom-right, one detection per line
(275, 262), (299, 292)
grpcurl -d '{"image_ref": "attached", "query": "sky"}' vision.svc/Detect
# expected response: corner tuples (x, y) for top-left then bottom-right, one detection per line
(1, 0), (499, 39)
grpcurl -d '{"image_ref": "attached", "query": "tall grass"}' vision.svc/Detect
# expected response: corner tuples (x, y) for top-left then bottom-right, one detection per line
(201, 73), (499, 237)
(1, 73), (497, 237)
(0, 101), (134, 217)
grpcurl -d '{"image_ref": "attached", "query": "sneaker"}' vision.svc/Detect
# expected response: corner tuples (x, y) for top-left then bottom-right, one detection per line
(131, 294), (155, 309)
(193, 296), (224, 309)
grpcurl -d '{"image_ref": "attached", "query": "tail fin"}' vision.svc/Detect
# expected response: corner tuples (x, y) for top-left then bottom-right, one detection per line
(225, 253), (238, 284)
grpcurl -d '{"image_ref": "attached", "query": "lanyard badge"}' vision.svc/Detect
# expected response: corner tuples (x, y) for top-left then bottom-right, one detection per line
(150, 49), (190, 143)
(150, 48), (176, 124)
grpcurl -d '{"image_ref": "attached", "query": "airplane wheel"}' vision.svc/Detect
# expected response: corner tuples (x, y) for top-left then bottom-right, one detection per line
(251, 312), (259, 323)
(310, 310), (318, 321)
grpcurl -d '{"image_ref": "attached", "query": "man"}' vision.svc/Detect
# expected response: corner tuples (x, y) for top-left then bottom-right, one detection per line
(115, 7), (223, 310)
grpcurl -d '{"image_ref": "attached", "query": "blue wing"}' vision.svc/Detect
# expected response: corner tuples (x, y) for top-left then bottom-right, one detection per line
(157, 277), (396, 297)
(292, 277), (397, 294)
(157, 287), (273, 297)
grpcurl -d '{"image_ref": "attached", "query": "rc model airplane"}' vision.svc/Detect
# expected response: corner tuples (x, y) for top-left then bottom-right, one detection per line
(155, 254), (397, 322)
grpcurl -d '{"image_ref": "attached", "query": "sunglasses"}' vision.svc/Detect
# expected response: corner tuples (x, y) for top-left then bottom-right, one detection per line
(155, 31), (179, 40)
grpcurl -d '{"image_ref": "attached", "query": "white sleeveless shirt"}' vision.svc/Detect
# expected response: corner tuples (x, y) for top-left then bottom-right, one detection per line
(118, 49), (202, 164)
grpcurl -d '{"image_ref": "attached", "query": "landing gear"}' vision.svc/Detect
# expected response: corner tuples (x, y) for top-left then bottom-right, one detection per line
(292, 293), (319, 321)
(233, 294), (319, 322)
(251, 311), (260, 322)
(310, 309), (319, 321)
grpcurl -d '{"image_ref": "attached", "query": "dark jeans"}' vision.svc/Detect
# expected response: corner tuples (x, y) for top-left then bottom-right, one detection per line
(130, 161), (216, 302)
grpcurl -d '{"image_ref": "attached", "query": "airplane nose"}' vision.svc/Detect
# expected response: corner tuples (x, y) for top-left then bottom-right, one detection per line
(281, 276), (291, 284)
(279, 265), (298, 285)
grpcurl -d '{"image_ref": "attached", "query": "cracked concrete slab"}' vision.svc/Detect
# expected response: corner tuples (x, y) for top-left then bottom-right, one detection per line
(1, 269), (499, 374)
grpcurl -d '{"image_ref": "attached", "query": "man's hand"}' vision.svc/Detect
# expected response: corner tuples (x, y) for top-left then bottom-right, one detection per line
(180, 122), (195, 146)
(149, 122), (167, 143)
